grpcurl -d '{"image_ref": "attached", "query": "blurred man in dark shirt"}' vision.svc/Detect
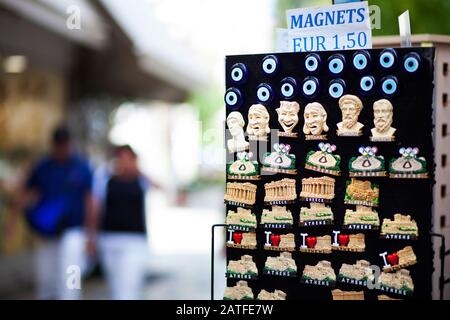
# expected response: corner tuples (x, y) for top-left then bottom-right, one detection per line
(24, 126), (94, 299)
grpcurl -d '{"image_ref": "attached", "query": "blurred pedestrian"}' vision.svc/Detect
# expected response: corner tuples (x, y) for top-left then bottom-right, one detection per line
(91, 145), (158, 300)
(22, 125), (94, 299)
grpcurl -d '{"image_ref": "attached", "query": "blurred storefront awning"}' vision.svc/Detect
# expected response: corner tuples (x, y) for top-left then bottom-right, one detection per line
(0, 0), (206, 102)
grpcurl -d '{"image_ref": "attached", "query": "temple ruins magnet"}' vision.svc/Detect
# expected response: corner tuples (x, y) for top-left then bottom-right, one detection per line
(389, 147), (428, 179)
(332, 289), (364, 300)
(349, 146), (387, 177)
(224, 182), (257, 207)
(257, 289), (287, 300)
(379, 269), (414, 297)
(226, 255), (258, 280)
(223, 281), (254, 300)
(344, 178), (379, 207)
(260, 206), (294, 229)
(276, 101), (299, 138)
(301, 260), (336, 287)
(227, 152), (260, 180)
(262, 143), (297, 175)
(380, 214), (418, 240)
(299, 202), (334, 227)
(264, 178), (297, 205)
(337, 260), (374, 287)
(343, 205), (380, 231)
(263, 252), (297, 277)
(299, 176), (335, 203)
(305, 143), (341, 176)
(225, 207), (257, 231)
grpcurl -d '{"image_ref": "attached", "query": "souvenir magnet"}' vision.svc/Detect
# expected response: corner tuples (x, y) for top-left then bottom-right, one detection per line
(263, 252), (297, 277)
(276, 101), (300, 138)
(230, 63), (248, 84)
(379, 246), (417, 272)
(389, 147), (428, 179)
(331, 231), (365, 252)
(280, 78), (298, 100)
(226, 255), (258, 280)
(262, 143), (297, 175)
(301, 261), (336, 287)
(344, 179), (379, 207)
(261, 206), (294, 229)
(300, 176), (335, 203)
(226, 230), (257, 250)
(299, 233), (332, 254)
(343, 205), (380, 230)
(257, 290), (287, 300)
(227, 152), (259, 180)
(380, 214), (418, 240)
(370, 99), (396, 142)
(224, 182), (257, 207)
(225, 87), (244, 110)
(349, 146), (386, 177)
(336, 95), (364, 137)
(299, 202), (334, 227)
(332, 289), (364, 300)
(264, 178), (297, 205)
(247, 104), (270, 141)
(378, 295), (402, 300)
(305, 143), (341, 176)
(337, 260), (374, 287)
(226, 207), (257, 231)
(226, 112), (249, 153)
(263, 231), (295, 252)
(223, 281), (254, 300)
(303, 102), (329, 140)
(256, 83), (274, 104)
(379, 269), (414, 297)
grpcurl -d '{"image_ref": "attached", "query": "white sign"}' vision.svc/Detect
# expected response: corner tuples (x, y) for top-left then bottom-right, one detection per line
(278, 1), (372, 53)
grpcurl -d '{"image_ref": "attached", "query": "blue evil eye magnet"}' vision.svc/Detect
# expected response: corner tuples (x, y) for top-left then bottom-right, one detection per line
(280, 77), (298, 100)
(403, 52), (421, 73)
(328, 54), (346, 75)
(225, 87), (243, 109)
(360, 76), (376, 95)
(380, 76), (398, 97)
(328, 79), (346, 99)
(256, 83), (274, 103)
(379, 49), (397, 69)
(230, 63), (248, 84)
(352, 51), (371, 72)
(302, 76), (320, 98)
(304, 53), (321, 73)
(261, 55), (279, 76)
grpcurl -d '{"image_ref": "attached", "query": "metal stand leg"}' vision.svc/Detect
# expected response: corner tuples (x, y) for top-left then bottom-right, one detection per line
(211, 224), (227, 301)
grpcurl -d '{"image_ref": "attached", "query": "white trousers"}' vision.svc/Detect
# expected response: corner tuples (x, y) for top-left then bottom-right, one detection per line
(98, 232), (149, 300)
(35, 228), (88, 300)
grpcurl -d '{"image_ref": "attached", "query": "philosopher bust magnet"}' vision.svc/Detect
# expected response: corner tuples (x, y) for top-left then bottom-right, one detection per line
(226, 111), (249, 153)
(276, 101), (300, 137)
(370, 99), (396, 142)
(247, 104), (270, 141)
(336, 95), (364, 136)
(303, 102), (329, 140)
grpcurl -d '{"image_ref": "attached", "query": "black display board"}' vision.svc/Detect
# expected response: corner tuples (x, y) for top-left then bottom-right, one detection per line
(224, 47), (435, 300)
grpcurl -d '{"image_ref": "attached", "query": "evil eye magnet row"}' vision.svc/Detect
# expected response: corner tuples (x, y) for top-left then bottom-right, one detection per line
(226, 74), (398, 108)
(230, 51), (422, 85)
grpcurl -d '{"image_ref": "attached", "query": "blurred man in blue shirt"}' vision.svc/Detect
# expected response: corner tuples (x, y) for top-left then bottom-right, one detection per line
(24, 126), (94, 299)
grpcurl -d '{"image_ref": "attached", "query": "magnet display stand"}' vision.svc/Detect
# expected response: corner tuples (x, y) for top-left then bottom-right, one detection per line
(223, 47), (435, 300)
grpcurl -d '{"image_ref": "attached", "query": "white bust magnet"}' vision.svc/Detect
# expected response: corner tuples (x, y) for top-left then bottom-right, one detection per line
(226, 111), (249, 153)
